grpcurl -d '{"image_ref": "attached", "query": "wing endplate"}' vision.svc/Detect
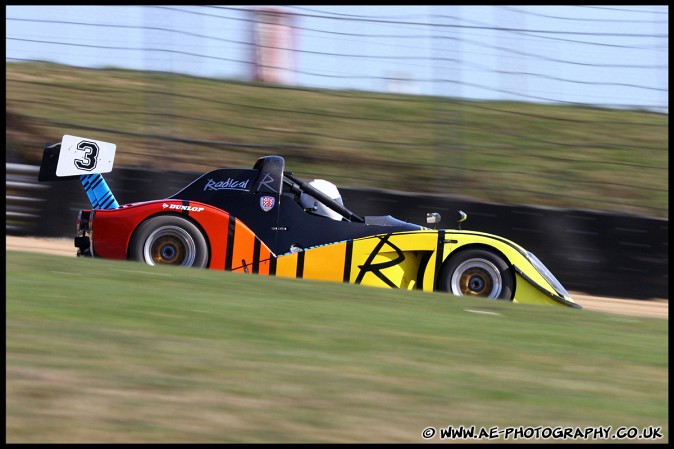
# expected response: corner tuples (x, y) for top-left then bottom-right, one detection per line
(38, 135), (119, 209)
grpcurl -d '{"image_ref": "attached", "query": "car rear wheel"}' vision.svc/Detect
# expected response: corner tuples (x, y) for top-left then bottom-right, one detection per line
(129, 215), (209, 268)
(438, 249), (514, 300)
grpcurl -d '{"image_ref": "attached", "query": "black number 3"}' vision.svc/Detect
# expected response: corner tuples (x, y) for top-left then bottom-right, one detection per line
(74, 141), (99, 171)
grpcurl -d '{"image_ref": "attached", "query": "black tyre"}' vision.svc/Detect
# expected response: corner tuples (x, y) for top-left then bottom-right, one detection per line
(129, 215), (209, 268)
(438, 249), (514, 300)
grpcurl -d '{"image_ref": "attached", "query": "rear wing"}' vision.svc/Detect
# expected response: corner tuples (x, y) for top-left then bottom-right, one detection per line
(38, 135), (119, 210)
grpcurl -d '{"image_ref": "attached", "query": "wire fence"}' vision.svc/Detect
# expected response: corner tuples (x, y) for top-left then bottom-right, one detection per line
(5, 5), (669, 218)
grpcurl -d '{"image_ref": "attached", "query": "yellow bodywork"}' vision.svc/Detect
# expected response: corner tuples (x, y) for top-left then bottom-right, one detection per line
(273, 229), (580, 308)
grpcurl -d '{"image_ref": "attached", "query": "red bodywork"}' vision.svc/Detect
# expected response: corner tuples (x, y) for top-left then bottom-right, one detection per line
(89, 199), (274, 273)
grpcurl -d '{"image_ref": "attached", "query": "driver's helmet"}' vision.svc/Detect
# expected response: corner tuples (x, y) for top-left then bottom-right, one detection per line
(299, 179), (344, 220)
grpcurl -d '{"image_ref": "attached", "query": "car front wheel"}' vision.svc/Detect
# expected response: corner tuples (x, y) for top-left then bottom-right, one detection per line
(129, 215), (209, 268)
(438, 249), (514, 300)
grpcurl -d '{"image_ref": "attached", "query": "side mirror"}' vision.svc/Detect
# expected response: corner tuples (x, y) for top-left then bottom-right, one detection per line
(457, 210), (467, 229)
(426, 212), (441, 228)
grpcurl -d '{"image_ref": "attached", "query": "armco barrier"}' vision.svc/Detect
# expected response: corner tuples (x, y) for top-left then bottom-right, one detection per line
(6, 163), (46, 236)
(6, 164), (668, 300)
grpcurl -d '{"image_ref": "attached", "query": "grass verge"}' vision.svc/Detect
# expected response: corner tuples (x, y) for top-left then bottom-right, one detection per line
(6, 251), (668, 443)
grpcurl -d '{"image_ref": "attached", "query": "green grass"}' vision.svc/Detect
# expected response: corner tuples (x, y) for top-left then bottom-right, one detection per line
(5, 62), (668, 218)
(6, 251), (668, 443)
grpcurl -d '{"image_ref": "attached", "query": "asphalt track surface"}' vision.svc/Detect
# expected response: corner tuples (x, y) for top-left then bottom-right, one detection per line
(6, 236), (668, 319)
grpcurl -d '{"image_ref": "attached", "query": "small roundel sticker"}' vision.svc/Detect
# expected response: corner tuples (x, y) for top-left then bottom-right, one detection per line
(260, 196), (275, 212)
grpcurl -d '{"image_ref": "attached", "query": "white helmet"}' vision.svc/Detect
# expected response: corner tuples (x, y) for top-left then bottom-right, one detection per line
(299, 179), (343, 220)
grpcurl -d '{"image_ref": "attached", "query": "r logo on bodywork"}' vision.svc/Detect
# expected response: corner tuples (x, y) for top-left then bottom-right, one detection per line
(355, 234), (406, 288)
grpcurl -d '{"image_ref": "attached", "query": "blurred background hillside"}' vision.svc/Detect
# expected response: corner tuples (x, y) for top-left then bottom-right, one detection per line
(5, 5), (668, 218)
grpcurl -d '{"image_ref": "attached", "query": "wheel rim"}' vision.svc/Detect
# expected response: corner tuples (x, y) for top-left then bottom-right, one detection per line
(142, 225), (197, 266)
(450, 258), (502, 299)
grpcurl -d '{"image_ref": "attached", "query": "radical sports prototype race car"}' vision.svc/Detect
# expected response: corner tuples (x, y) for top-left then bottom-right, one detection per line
(37, 135), (580, 308)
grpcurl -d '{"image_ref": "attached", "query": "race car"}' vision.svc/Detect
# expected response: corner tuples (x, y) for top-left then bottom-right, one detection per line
(37, 135), (580, 308)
